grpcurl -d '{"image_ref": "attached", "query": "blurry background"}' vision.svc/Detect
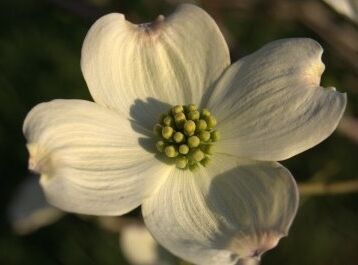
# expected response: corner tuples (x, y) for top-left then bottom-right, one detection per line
(0, 0), (357, 264)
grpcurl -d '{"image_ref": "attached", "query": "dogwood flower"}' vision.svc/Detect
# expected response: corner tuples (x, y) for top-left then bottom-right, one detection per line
(23, 4), (346, 265)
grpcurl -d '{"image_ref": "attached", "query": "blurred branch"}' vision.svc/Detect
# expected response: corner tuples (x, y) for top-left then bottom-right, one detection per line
(273, 0), (358, 72)
(298, 1), (358, 71)
(299, 179), (358, 196)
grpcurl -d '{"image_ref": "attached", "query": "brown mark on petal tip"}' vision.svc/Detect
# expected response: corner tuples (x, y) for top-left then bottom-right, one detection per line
(137, 15), (165, 33)
(302, 60), (325, 86)
(26, 143), (52, 177)
(226, 231), (283, 259)
(27, 143), (41, 172)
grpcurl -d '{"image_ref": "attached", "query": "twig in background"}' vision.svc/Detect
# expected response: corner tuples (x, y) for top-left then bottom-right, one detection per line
(272, 0), (358, 72)
(299, 179), (358, 196)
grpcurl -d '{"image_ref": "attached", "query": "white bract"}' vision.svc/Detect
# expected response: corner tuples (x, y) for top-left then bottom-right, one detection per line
(23, 4), (346, 265)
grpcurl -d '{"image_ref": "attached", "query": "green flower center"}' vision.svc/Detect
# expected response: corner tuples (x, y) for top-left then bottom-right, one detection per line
(153, 104), (220, 170)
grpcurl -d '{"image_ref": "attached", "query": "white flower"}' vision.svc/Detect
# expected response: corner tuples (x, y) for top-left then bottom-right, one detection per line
(23, 4), (346, 265)
(322, 0), (358, 24)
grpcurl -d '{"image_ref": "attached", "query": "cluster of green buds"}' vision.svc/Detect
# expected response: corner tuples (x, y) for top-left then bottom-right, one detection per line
(153, 104), (220, 170)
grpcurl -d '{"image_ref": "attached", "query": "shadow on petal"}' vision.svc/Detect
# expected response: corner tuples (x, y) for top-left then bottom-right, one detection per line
(129, 97), (171, 135)
(130, 97), (174, 166)
(206, 162), (298, 260)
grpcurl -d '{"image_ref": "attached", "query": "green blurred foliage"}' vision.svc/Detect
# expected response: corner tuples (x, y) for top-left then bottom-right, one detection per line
(0, 0), (357, 264)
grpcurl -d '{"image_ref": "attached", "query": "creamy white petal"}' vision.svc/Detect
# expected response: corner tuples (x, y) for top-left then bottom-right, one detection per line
(23, 99), (170, 215)
(208, 38), (347, 161)
(81, 4), (230, 129)
(142, 155), (298, 265)
(7, 176), (64, 235)
(120, 224), (176, 265)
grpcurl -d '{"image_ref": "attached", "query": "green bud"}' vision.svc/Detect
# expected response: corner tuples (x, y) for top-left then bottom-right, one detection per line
(162, 126), (174, 139)
(163, 115), (174, 126)
(187, 104), (197, 112)
(174, 112), (186, 120)
(155, 104), (219, 169)
(175, 157), (188, 169)
(211, 130), (220, 142)
(198, 131), (210, 142)
(201, 144), (214, 155)
(179, 144), (189, 155)
(205, 116), (217, 129)
(174, 112), (186, 128)
(195, 119), (207, 131)
(200, 156), (210, 167)
(189, 162), (199, 171)
(184, 120), (196, 136)
(164, 145), (178, 158)
(191, 149), (205, 162)
(187, 135), (200, 148)
(201, 108), (211, 118)
(173, 132), (185, 143)
(172, 105), (184, 115)
(156, 140), (165, 152)
(188, 110), (200, 121)
(188, 160), (196, 166)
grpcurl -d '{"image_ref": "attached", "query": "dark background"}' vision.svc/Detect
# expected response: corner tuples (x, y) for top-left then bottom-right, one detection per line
(0, 0), (357, 264)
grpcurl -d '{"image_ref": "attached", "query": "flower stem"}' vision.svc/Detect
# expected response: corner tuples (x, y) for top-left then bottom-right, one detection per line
(299, 179), (358, 196)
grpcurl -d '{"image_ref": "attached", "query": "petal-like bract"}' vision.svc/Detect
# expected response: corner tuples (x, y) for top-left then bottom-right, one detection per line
(23, 100), (170, 215)
(81, 4), (230, 129)
(208, 38), (347, 161)
(142, 155), (298, 265)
